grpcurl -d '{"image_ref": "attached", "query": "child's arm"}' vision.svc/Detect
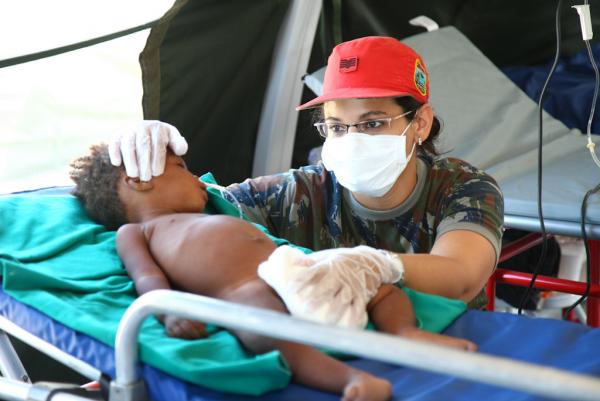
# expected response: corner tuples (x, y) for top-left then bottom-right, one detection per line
(117, 223), (208, 339)
(116, 223), (170, 294)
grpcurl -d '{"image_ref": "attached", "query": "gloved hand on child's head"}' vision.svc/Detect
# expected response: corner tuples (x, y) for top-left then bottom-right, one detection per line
(109, 120), (188, 182)
(258, 245), (404, 329)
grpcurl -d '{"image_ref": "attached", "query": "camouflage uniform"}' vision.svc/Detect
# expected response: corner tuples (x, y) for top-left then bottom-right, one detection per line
(226, 155), (504, 260)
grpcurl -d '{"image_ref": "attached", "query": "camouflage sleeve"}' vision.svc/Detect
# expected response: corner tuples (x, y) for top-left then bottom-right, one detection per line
(225, 166), (327, 242)
(224, 173), (292, 237)
(436, 166), (504, 260)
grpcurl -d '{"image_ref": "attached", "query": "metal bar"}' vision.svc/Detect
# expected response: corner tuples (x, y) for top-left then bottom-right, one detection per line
(498, 232), (544, 263)
(589, 239), (600, 326)
(0, 331), (30, 382)
(0, 377), (28, 401)
(115, 289), (600, 401)
(504, 215), (600, 240)
(0, 316), (102, 381)
(252, 0), (322, 176)
(0, 377), (94, 401)
(493, 269), (600, 298)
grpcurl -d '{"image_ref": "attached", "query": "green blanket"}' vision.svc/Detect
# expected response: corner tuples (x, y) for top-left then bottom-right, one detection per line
(0, 175), (466, 395)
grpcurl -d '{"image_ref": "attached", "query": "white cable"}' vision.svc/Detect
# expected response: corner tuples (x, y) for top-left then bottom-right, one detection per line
(584, 35), (600, 168)
(586, 136), (600, 168)
(574, 1), (600, 169)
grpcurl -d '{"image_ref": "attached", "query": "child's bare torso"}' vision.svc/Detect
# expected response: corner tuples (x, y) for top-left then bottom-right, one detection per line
(141, 213), (277, 299)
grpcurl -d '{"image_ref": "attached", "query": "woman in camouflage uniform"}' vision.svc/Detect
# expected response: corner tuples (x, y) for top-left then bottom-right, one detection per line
(110, 36), (503, 308)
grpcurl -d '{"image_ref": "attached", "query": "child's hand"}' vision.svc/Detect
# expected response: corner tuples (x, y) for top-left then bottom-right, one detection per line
(162, 315), (208, 339)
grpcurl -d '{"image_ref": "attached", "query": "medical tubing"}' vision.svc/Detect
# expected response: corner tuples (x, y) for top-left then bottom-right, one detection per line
(584, 30), (600, 168)
(518, 0), (563, 314)
(584, 40), (599, 138)
(114, 289), (600, 401)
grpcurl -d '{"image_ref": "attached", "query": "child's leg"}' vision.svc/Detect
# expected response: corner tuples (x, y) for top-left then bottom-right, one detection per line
(368, 284), (477, 351)
(224, 280), (391, 401)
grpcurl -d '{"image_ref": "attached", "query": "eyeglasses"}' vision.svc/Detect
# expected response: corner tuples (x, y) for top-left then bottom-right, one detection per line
(314, 110), (413, 138)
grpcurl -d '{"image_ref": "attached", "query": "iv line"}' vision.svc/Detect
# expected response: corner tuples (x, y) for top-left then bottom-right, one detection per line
(575, 1), (600, 168)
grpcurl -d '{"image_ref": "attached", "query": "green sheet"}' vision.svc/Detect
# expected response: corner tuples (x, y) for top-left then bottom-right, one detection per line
(0, 175), (466, 395)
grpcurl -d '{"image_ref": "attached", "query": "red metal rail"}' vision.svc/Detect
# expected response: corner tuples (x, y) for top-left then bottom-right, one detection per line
(487, 234), (600, 327)
(497, 232), (545, 263)
(589, 240), (600, 327)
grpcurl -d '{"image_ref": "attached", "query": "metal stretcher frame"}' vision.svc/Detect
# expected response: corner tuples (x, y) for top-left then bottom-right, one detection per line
(112, 290), (600, 401)
(1, 288), (600, 401)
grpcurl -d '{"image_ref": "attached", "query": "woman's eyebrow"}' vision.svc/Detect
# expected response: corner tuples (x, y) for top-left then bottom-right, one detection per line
(324, 111), (387, 122)
(358, 111), (387, 120)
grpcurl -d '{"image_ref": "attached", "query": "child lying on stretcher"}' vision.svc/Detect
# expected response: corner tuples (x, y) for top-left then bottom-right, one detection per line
(70, 144), (476, 401)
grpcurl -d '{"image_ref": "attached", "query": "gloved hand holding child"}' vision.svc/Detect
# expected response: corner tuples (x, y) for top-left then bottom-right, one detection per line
(109, 120), (188, 181)
(258, 245), (404, 329)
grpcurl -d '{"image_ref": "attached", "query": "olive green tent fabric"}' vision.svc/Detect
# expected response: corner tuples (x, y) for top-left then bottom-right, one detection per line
(143, 1), (600, 184)
(141, 0), (290, 184)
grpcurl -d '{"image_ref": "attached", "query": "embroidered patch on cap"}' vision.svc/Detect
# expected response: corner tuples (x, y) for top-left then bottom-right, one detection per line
(339, 57), (358, 72)
(414, 59), (427, 96)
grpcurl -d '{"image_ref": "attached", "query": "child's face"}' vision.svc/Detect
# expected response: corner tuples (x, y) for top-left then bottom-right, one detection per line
(131, 152), (208, 214)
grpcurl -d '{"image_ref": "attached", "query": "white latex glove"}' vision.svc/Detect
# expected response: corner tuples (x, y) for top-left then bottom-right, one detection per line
(108, 120), (188, 181)
(258, 245), (404, 329)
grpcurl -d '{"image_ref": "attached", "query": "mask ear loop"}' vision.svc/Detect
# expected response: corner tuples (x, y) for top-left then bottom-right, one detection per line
(405, 140), (417, 163)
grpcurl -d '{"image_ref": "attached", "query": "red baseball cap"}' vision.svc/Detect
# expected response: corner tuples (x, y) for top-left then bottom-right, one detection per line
(297, 36), (429, 110)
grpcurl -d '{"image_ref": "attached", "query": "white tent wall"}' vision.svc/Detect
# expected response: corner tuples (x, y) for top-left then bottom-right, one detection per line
(0, 1), (174, 193)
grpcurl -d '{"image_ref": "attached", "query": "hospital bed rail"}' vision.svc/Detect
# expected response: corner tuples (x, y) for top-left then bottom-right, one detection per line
(112, 289), (600, 401)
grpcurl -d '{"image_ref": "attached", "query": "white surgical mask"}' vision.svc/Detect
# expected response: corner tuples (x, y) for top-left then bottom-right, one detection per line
(321, 123), (415, 197)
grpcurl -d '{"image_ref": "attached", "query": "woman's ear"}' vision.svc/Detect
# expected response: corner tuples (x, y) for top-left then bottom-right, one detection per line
(413, 103), (434, 142)
(123, 176), (154, 192)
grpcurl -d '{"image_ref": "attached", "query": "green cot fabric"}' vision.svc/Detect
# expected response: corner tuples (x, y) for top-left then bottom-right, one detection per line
(0, 176), (466, 395)
(0, 194), (289, 395)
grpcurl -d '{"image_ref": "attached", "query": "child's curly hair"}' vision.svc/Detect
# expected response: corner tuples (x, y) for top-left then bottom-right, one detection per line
(69, 143), (128, 230)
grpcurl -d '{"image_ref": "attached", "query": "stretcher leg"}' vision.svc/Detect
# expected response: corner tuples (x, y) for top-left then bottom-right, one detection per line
(0, 331), (30, 383)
